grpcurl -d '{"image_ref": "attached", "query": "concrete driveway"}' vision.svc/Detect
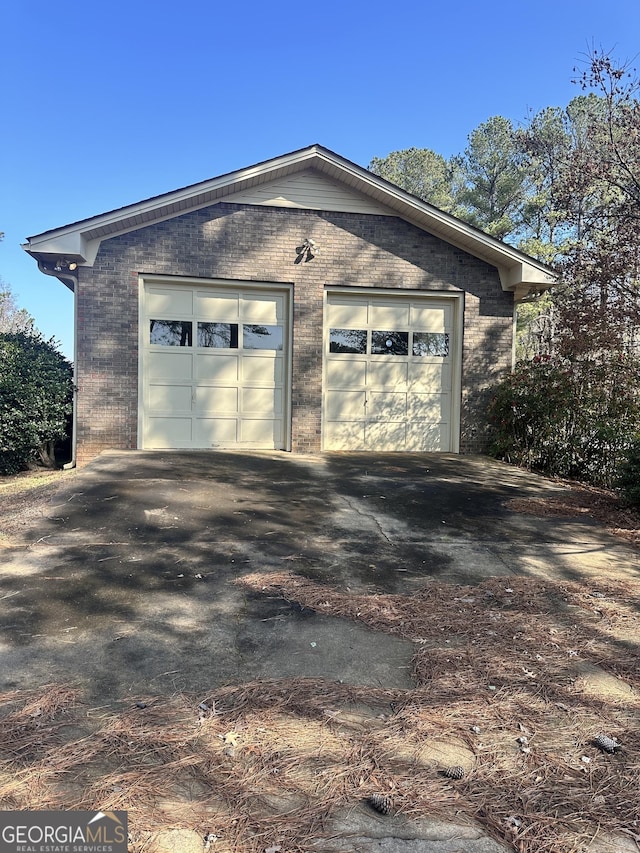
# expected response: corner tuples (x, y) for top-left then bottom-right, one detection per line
(1, 451), (638, 853)
(0, 449), (636, 701)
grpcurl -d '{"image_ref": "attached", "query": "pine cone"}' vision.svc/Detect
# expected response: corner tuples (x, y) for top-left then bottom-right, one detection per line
(367, 793), (392, 815)
(442, 765), (465, 779)
(592, 734), (620, 753)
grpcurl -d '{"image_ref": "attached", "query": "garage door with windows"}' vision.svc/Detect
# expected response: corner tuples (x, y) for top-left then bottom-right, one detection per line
(323, 292), (460, 452)
(140, 280), (290, 450)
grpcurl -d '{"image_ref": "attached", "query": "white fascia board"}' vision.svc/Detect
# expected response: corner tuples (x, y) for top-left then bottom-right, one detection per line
(22, 230), (88, 261)
(499, 262), (556, 298)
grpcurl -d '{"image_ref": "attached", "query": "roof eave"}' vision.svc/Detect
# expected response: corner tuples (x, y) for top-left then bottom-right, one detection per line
(22, 144), (557, 296)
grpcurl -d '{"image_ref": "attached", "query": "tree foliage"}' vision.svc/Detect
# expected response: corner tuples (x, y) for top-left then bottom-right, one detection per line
(370, 50), (640, 486)
(0, 280), (36, 333)
(369, 147), (460, 213)
(0, 331), (73, 474)
(488, 353), (640, 486)
(618, 437), (640, 506)
(454, 116), (528, 239)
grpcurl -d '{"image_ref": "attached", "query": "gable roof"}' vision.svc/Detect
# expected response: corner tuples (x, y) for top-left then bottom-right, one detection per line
(23, 144), (556, 299)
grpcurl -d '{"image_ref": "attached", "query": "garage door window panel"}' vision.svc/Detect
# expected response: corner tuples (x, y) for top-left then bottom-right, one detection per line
(413, 332), (449, 358)
(371, 331), (408, 355)
(198, 322), (239, 349)
(330, 329), (367, 354)
(243, 324), (283, 350)
(150, 320), (193, 347)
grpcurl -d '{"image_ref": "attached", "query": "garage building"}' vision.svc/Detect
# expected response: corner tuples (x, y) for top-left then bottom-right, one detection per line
(23, 145), (554, 464)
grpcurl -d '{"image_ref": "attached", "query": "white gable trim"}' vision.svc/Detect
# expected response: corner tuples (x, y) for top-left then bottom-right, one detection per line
(22, 144), (556, 297)
(226, 170), (393, 215)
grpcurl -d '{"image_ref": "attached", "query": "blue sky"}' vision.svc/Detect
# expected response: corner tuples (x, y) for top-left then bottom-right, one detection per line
(2, 0), (638, 359)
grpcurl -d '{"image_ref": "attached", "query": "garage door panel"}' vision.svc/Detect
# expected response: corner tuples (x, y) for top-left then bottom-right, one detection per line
(326, 390), (365, 420)
(365, 421), (407, 450)
(243, 387), (283, 415)
(240, 418), (284, 444)
(196, 291), (239, 321)
(410, 304), (450, 331)
(197, 353), (239, 381)
(145, 287), (194, 315)
(327, 299), (368, 327)
(409, 393), (449, 420)
(324, 420), (366, 449)
(369, 302), (410, 327)
(408, 362), (451, 391)
(242, 294), (285, 324)
(146, 417), (193, 447)
(327, 359), (366, 387)
(406, 421), (449, 451)
(367, 391), (407, 421)
(195, 418), (238, 444)
(148, 351), (193, 381)
(366, 360), (408, 388)
(196, 386), (238, 414)
(149, 384), (192, 413)
(242, 353), (283, 382)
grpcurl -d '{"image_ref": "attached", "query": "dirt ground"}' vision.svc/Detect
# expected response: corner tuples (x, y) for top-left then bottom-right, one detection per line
(1, 460), (640, 853)
(0, 467), (66, 545)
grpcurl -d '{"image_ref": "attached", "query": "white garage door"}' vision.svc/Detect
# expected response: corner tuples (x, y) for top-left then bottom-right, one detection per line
(140, 281), (289, 449)
(323, 293), (458, 451)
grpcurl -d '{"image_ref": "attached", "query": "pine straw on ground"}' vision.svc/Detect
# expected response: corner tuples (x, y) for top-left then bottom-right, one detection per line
(2, 573), (640, 852)
(506, 479), (640, 549)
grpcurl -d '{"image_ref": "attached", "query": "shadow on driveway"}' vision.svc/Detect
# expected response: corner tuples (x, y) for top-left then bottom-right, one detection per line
(0, 450), (636, 703)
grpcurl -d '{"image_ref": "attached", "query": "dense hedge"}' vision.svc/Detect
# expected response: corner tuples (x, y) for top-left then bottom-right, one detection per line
(487, 353), (640, 488)
(617, 437), (640, 506)
(0, 331), (73, 474)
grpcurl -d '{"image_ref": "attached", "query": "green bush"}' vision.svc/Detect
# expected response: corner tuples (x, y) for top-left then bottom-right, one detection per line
(618, 438), (640, 506)
(487, 353), (640, 487)
(0, 331), (73, 475)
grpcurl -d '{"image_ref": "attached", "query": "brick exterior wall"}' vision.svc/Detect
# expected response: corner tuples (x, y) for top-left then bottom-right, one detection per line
(74, 203), (514, 463)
